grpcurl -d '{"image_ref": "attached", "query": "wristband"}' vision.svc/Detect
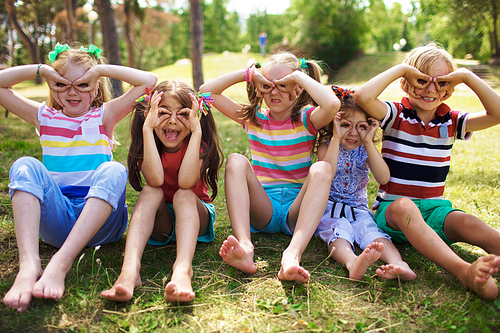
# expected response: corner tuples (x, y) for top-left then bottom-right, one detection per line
(36, 63), (42, 78)
(248, 66), (255, 83)
(245, 67), (249, 83)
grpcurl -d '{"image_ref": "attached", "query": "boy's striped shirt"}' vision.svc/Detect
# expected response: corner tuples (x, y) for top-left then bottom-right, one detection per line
(374, 98), (471, 208)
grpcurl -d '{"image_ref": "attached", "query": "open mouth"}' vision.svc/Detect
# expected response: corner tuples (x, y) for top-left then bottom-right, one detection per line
(421, 96), (436, 102)
(164, 129), (180, 141)
(67, 99), (80, 106)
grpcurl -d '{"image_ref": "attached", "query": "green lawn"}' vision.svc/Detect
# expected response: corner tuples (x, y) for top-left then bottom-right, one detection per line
(1, 52), (500, 332)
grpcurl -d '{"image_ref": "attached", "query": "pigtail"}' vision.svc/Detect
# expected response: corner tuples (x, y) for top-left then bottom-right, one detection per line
(241, 62), (264, 127)
(293, 58), (323, 120)
(198, 107), (224, 200)
(127, 86), (162, 191)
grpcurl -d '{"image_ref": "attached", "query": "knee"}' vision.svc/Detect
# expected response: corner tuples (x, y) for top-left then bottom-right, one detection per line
(308, 161), (334, 183)
(172, 188), (196, 204)
(93, 161), (128, 191)
(386, 197), (419, 226)
(225, 153), (250, 175)
(9, 156), (43, 180)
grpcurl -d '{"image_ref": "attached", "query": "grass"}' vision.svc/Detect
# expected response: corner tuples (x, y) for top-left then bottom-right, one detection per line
(1, 52), (500, 332)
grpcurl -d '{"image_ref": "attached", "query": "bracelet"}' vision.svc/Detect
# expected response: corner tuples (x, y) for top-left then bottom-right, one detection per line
(248, 66), (255, 82)
(245, 67), (249, 83)
(36, 63), (42, 78)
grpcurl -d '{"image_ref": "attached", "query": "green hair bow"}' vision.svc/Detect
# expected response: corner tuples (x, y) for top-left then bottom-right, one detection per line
(80, 44), (103, 59)
(48, 43), (70, 63)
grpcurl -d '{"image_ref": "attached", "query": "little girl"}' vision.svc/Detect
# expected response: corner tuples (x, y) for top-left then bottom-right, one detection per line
(315, 87), (416, 281)
(199, 52), (340, 282)
(1, 43), (157, 312)
(101, 81), (223, 303)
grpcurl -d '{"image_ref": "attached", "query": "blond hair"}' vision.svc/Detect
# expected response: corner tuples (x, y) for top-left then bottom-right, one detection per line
(400, 43), (457, 94)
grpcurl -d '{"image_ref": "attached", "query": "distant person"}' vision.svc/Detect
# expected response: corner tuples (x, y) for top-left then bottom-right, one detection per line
(101, 81), (223, 303)
(200, 52), (340, 283)
(315, 86), (415, 281)
(259, 30), (268, 55)
(354, 43), (500, 300)
(1, 42), (157, 312)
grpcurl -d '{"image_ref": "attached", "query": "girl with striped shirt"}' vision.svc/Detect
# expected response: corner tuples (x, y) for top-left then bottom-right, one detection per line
(1, 43), (157, 312)
(200, 52), (340, 282)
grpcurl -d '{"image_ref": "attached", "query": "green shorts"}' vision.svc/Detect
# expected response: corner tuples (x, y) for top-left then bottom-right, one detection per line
(374, 199), (461, 245)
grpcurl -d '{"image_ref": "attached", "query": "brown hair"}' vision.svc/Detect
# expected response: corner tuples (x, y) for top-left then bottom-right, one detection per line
(242, 52), (324, 126)
(47, 43), (112, 109)
(128, 80), (224, 200)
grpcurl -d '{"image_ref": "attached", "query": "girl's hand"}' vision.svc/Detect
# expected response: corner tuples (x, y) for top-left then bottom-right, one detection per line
(252, 68), (274, 97)
(72, 66), (101, 93)
(177, 93), (201, 134)
(357, 117), (380, 144)
(144, 91), (167, 131)
(332, 111), (351, 141)
(43, 66), (73, 92)
(403, 66), (432, 98)
(274, 72), (301, 100)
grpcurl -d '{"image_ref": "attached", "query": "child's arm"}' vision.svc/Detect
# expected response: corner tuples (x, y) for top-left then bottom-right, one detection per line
(434, 68), (500, 132)
(317, 113), (348, 174)
(177, 95), (203, 189)
(354, 64), (431, 120)
(358, 118), (390, 185)
(199, 68), (273, 124)
(274, 71), (340, 129)
(141, 91), (168, 187)
(73, 64), (157, 132)
(0, 64), (71, 129)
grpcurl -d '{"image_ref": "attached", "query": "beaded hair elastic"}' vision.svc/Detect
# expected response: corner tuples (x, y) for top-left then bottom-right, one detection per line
(331, 85), (355, 98)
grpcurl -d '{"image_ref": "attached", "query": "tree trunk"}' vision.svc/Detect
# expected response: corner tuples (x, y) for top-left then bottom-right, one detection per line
(94, 0), (123, 98)
(190, 0), (204, 91)
(124, 0), (136, 68)
(6, 0), (41, 66)
(64, 0), (77, 42)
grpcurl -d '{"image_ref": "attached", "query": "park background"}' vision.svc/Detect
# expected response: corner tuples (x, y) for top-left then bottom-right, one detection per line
(2, 0), (500, 332)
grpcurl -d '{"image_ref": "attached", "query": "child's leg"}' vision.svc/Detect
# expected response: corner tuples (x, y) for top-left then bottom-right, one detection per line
(279, 161), (333, 283)
(164, 189), (209, 302)
(385, 198), (499, 299)
(443, 210), (500, 255)
(375, 238), (416, 281)
(32, 161), (128, 301)
(3, 190), (43, 313)
(101, 185), (165, 302)
(330, 238), (384, 280)
(219, 153), (273, 274)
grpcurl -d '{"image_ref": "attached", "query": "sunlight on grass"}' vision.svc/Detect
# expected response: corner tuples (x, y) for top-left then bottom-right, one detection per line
(1, 52), (500, 332)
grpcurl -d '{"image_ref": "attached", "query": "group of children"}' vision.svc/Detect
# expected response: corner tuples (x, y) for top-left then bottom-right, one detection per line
(2, 42), (500, 313)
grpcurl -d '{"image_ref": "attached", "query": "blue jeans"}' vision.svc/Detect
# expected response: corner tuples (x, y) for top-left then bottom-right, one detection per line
(8, 156), (128, 248)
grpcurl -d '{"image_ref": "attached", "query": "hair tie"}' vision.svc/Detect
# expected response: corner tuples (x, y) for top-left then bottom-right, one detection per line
(80, 44), (103, 59)
(197, 92), (214, 116)
(255, 62), (262, 68)
(331, 85), (355, 98)
(48, 43), (70, 63)
(298, 58), (308, 69)
(135, 87), (150, 103)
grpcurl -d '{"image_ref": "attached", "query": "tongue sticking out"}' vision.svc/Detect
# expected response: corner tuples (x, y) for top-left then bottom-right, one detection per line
(165, 131), (179, 141)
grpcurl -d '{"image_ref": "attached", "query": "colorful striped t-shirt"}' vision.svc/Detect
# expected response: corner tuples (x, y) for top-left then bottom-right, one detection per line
(38, 102), (114, 198)
(373, 97), (471, 209)
(244, 105), (318, 189)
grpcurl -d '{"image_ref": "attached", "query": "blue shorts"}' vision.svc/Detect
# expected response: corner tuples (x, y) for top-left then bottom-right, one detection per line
(8, 156), (128, 248)
(374, 199), (459, 245)
(250, 187), (300, 236)
(147, 201), (216, 246)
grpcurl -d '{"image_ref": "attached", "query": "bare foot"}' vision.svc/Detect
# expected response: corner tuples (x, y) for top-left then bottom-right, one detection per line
(219, 235), (256, 274)
(164, 267), (195, 303)
(31, 258), (69, 301)
(376, 262), (417, 281)
(347, 242), (384, 280)
(278, 249), (310, 283)
(101, 268), (142, 302)
(462, 254), (500, 300)
(3, 260), (42, 312)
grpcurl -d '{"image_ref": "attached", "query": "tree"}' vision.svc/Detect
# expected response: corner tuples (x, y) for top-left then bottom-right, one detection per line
(245, 11), (288, 54)
(95, 0), (123, 97)
(190, 0), (204, 91)
(364, 0), (407, 52)
(287, 0), (367, 80)
(203, 0), (241, 53)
